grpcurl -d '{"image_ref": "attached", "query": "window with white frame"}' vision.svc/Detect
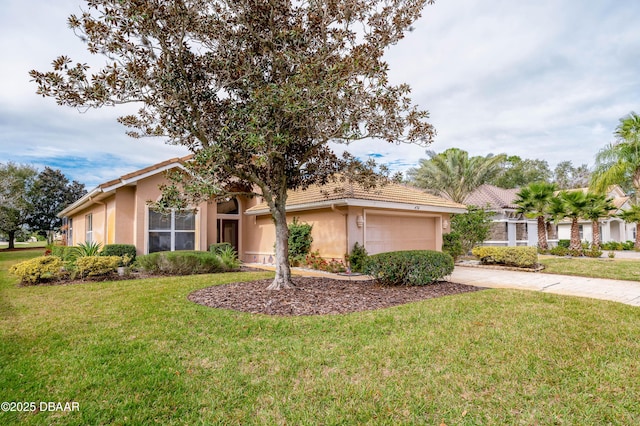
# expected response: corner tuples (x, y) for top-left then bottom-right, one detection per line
(148, 209), (196, 253)
(85, 214), (93, 243)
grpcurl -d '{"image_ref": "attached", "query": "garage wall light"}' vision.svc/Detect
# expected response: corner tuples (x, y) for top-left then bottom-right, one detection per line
(356, 215), (364, 228)
(443, 219), (449, 229)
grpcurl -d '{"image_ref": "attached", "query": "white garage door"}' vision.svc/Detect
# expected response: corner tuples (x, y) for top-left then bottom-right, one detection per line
(365, 214), (436, 255)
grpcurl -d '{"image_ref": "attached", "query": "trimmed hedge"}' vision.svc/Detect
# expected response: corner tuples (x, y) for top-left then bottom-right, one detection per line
(9, 256), (64, 285)
(363, 250), (454, 286)
(101, 244), (137, 264)
(472, 246), (538, 268)
(75, 256), (121, 278)
(136, 251), (225, 275)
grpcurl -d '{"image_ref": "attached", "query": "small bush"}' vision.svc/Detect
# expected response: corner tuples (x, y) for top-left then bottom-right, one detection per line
(288, 218), (313, 259)
(584, 248), (603, 258)
(347, 242), (368, 273)
(101, 244), (137, 265)
(549, 246), (569, 256)
(135, 251), (224, 275)
(217, 246), (241, 271)
(209, 243), (233, 255)
(442, 232), (464, 260)
(364, 250), (454, 286)
(75, 256), (121, 278)
(568, 248), (583, 257)
(472, 246), (538, 268)
(623, 240), (635, 251)
(9, 256), (64, 285)
(49, 245), (78, 262)
(76, 241), (103, 257)
(558, 240), (570, 249)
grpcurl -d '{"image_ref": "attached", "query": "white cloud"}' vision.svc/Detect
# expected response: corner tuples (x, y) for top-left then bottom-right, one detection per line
(1, 0), (639, 187)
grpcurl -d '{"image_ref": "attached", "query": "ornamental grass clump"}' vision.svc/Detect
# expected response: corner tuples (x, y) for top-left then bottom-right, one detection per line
(364, 250), (454, 286)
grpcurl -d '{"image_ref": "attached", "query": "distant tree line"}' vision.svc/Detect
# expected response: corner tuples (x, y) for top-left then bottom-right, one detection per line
(406, 148), (591, 203)
(0, 163), (86, 248)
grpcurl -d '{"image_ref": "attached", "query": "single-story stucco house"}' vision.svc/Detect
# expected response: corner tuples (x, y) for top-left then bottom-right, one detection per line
(464, 184), (558, 247)
(555, 185), (636, 244)
(58, 157), (467, 261)
(464, 183), (635, 247)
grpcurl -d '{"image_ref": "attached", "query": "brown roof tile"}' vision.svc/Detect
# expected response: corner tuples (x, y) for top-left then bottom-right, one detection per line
(464, 184), (520, 210)
(246, 180), (467, 213)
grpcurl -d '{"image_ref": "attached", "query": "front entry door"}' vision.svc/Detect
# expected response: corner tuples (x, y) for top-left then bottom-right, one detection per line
(219, 219), (239, 252)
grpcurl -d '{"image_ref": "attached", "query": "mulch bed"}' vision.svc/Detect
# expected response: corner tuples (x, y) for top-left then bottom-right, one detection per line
(188, 277), (483, 316)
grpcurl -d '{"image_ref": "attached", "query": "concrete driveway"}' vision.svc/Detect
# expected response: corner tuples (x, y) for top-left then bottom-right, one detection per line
(451, 266), (640, 307)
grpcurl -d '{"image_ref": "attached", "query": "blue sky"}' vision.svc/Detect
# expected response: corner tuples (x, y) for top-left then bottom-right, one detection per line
(1, 0), (639, 189)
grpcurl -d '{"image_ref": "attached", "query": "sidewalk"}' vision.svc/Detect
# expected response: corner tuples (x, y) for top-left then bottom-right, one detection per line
(248, 263), (640, 307)
(451, 266), (640, 307)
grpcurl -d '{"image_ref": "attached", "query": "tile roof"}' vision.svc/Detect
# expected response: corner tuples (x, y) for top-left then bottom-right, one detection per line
(464, 184), (520, 210)
(99, 155), (193, 189)
(245, 179), (467, 213)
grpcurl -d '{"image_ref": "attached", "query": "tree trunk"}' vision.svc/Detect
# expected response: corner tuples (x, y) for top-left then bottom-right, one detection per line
(266, 199), (295, 290)
(636, 222), (640, 251)
(7, 230), (15, 250)
(537, 215), (548, 250)
(570, 218), (582, 252)
(592, 220), (600, 249)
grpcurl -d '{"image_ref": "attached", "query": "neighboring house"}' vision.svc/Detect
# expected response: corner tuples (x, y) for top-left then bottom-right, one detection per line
(58, 157), (467, 261)
(555, 186), (636, 244)
(464, 184), (635, 247)
(464, 184), (555, 247)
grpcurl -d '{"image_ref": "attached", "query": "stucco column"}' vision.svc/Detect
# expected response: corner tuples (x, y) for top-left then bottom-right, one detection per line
(527, 220), (538, 247)
(507, 222), (516, 247)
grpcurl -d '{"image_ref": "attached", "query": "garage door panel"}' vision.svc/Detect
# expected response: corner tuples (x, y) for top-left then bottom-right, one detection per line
(365, 215), (436, 255)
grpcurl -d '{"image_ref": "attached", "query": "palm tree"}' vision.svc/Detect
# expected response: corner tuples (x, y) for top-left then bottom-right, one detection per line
(582, 193), (615, 249)
(407, 148), (506, 203)
(591, 112), (640, 201)
(618, 204), (640, 250)
(514, 182), (557, 250)
(549, 191), (590, 252)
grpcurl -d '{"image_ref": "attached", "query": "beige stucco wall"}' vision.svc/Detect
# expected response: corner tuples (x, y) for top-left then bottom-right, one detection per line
(242, 207), (348, 263)
(70, 202), (108, 247)
(242, 206), (450, 263)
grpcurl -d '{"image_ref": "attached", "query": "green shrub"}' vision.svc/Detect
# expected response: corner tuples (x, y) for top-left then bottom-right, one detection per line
(347, 242), (368, 273)
(623, 240), (635, 251)
(363, 250), (454, 286)
(584, 248), (603, 258)
(101, 244), (137, 264)
(558, 239), (570, 248)
(209, 243), (233, 255)
(49, 245), (78, 262)
(9, 256), (64, 285)
(288, 217), (313, 258)
(549, 246), (569, 256)
(75, 256), (121, 278)
(217, 246), (241, 271)
(76, 241), (103, 257)
(568, 248), (583, 257)
(135, 251), (224, 275)
(471, 246), (538, 268)
(442, 232), (464, 260)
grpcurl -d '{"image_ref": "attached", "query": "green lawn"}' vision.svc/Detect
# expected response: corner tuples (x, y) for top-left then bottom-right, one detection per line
(540, 255), (640, 281)
(1, 249), (639, 425)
